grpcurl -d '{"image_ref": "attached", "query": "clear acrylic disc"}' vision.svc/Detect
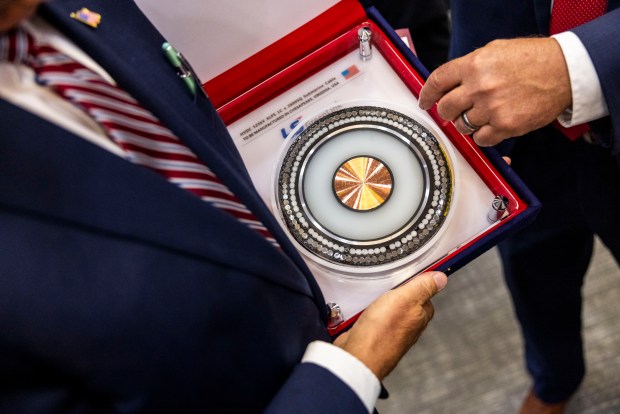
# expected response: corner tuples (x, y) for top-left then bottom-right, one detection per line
(272, 103), (457, 278)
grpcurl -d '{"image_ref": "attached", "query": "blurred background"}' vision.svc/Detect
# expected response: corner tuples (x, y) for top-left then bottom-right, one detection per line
(376, 240), (620, 414)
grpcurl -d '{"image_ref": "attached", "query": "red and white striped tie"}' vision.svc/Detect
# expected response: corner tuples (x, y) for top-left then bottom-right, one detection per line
(549, 0), (608, 140)
(1, 28), (279, 247)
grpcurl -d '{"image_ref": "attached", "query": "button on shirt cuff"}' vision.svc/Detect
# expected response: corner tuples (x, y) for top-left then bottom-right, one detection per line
(301, 340), (381, 413)
(552, 31), (609, 126)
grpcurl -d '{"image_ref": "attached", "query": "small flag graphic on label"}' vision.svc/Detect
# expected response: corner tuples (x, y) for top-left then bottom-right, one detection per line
(341, 65), (360, 80)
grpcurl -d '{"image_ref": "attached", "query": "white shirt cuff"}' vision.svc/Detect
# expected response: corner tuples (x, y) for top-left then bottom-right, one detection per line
(301, 341), (380, 413)
(552, 31), (608, 126)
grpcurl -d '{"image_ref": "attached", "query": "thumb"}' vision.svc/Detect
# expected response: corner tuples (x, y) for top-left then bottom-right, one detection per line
(397, 271), (448, 304)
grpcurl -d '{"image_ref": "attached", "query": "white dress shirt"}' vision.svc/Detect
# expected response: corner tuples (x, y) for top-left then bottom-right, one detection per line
(0, 16), (380, 413)
(552, 31), (609, 126)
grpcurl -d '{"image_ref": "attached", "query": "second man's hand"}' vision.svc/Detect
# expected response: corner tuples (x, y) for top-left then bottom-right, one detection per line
(418, 37), (572, 147)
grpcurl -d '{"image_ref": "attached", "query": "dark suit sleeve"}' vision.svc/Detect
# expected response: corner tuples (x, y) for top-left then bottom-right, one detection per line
(264, 363), (369, 414)
(573, 9), (620, 153)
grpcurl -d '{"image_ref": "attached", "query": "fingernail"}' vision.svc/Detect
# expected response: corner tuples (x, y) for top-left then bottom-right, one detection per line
(433, 272), (448, 292)
(418, 101), (428, 110)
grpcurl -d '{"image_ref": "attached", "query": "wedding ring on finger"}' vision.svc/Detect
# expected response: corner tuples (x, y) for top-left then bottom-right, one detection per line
(460, 111), (481, 134)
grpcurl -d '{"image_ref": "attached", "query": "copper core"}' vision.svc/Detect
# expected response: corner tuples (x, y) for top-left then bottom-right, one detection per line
(333, 156), (393, 211)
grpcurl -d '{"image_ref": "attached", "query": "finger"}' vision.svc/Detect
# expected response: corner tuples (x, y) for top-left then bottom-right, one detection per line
(453, 107), (486, 136)
(419, 60), (464, 110)
(502, 156), (512, 166)
(435, 86), (473, 122)
(471, 124), (509, 147)
(399, 271), (448, 305)
(422, 300), (435, 322)
(407, 301), (435, 343)
(414, 301), (435, 338)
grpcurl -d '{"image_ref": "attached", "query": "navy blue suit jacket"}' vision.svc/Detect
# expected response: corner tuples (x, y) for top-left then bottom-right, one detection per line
(450, 0), (620, 155)
(0, 1), (368, 412)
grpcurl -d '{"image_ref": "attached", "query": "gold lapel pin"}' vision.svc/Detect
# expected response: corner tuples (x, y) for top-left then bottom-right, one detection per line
(70, 8), (102, 28)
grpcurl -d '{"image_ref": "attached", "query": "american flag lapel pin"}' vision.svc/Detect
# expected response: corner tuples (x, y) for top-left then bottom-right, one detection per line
(70, 8), (102, 28)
